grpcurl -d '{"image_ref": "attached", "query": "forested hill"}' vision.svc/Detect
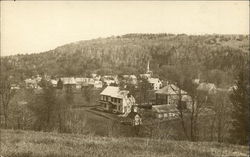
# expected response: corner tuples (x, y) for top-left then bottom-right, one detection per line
(2, 33), (249, 87)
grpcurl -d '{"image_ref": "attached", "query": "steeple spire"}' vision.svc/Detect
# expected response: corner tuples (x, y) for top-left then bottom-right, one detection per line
(146, 60), (150, 73)
(146, 60), (153, 76)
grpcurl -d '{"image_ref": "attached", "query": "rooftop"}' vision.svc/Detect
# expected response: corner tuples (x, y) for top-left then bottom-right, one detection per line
(152, 104), (179, 113)
(155, 84), (187, 95)
(100, 86), (129, 99)
(148, 78), (161, 84)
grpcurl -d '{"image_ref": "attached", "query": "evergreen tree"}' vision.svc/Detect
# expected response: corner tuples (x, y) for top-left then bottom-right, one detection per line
(229, 70), (249, 145)
(57, 78), (63, 89)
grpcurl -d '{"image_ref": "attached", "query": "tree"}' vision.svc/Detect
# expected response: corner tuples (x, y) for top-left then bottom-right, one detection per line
(229, 70), (249, 144)
(0, 60), (15, 129)
(137, 78), (151, 105)
(210, 91), (231, 143)
(28, 79), (57, 131)
(0, 78), (15, 128)
(57, 78), (63, 89)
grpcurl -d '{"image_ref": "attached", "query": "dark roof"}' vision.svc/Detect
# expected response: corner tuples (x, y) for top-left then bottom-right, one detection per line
(155, 84), (187, 95)
(127, 111), (141, 119)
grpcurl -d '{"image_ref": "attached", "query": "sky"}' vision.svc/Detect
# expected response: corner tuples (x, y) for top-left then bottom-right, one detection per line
(1, 1), (249, 56)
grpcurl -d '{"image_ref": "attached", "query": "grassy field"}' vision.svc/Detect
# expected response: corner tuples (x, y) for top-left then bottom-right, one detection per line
(0, 129), (248, 157)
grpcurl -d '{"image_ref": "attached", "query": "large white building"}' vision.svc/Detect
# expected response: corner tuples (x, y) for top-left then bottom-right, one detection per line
(99, 86), (135, 114)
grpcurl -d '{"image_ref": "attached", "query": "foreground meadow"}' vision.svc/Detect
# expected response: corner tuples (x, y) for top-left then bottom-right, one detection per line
(0, 129), (248, 157)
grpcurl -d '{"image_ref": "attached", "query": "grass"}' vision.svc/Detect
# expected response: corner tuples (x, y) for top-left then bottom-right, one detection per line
(0, 129), (248, 157)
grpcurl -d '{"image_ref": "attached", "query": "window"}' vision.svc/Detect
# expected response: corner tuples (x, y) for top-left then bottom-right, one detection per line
(111, 97), (113, 102)
(118, 99), (121, 103)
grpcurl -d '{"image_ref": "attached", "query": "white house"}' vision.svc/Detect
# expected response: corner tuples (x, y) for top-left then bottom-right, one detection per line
(50, 79), (58, 87)
(99, 86), (135, 114)
(148, 78), (162, 90)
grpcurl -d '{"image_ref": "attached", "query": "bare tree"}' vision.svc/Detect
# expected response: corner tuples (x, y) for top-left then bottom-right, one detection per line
(211, 91), (231, 143)
(177, 79), (207, 141)
(0, 76), (15, 128)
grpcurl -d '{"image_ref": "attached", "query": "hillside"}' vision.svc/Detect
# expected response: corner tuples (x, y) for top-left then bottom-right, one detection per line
(0, 129), (248, 157)
(2, 33), (249, 87)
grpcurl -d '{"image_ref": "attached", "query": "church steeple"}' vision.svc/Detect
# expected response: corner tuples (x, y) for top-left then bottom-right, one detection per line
(146, 60), (150, 73)
(146, 60), (153, 76)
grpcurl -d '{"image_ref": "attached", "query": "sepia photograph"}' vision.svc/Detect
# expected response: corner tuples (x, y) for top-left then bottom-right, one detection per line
(0, 1), (249, 157)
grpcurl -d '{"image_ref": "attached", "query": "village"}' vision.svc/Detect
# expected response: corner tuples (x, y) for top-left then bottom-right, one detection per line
(8, 61), (234, 128)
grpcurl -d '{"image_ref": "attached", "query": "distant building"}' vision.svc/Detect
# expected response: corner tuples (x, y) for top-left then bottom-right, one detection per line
(24, 78), (39, 89)
(122, 75), (137, 85)
(10, 84), (20, 90)
(50, 79), (58, 88)
(121, 111), (142, 126)
(139, 73), (151, 79)
(61, 77), (76, 90)
(148, 78), (162, 90)
(99, 86), (135, 114)
(103, 79), (116, 86)
(89, 80), (103, 89)
(155, 84), (192, 109)
(192, 78), (200, 85)
(152, 104), (179, 119)
(197, 83), (217, 95)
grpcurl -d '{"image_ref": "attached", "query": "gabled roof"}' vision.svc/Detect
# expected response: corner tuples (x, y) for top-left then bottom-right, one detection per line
(127, 111), (141, 119)
(152, 104), (179, 113)
(100, 86), (129, 99)
(155, 84), (187, 95)
(148, 78), (161, 84)
(61, 77), (76, 85)
(75, 77), (85, 83)
(50, 79), (58, 85)
(25, 78), (37, 84)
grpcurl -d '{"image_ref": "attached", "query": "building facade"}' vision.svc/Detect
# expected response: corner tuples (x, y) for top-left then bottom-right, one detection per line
(99, 86), (135, 114)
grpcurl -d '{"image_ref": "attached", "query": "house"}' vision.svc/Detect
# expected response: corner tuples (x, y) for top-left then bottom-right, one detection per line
(61, 77), (76, 90)
(140, 73), (151, 79)
(148, 78), (162, 90)
(93, 81), (103, 88)
(75, 77), (86, 89)
(192, 78), (200, 85)
(99, 86), (135, 114)
(155, 84), (192, 109)
(197, 83), (217, 95)
(50, 79), (58, 88)
(120, 105), (142, 126)
(152, 104), (179, 119)
(228, 85), (237, 92)
(10, 84), (20, 90)
(24, 78), (39, 89)
(121, 111), (142, 126)
(122, 75), (137, 85)
(87, 80), (103, 88)
(103, 79), (116, 86)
